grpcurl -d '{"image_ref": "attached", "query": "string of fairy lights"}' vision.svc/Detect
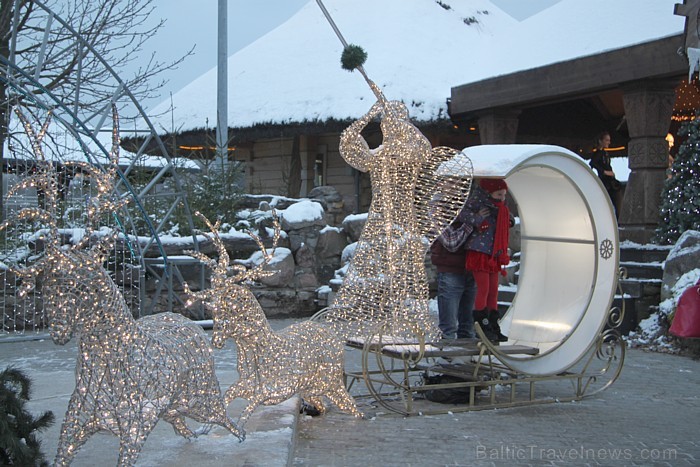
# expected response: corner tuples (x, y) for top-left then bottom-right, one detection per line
(183, 212), (361, 436)
(2, 107), (241, 465)
(672, 79), (700, 122)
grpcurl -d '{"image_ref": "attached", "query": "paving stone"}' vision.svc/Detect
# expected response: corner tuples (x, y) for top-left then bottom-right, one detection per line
(292, 346), (700, 466)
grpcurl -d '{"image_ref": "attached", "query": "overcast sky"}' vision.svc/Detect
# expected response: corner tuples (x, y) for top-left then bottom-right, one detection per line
(139, 0), (563, 110)
(139, 0), (307, 109)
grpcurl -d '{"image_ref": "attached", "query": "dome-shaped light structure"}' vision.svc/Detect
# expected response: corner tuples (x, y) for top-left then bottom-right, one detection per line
(462, 145), (619, 376)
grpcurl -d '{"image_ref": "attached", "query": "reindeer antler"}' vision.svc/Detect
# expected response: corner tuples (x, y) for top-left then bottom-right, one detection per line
(0, 109), (64, 296)
(231, 210), (281, 284)
(183, 210), (282, 307)
(191, 212), (232, 274)
(1, 105), (128, 287)
(9, 108), (60, 224)
(62, 105), (129, 253)
(183, 211), (229, 305)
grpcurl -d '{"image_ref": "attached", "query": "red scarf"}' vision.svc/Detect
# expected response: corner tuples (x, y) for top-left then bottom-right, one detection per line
(492, 200), (510, 269)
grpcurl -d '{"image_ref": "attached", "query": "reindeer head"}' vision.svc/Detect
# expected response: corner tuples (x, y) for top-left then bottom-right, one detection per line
(1, 106), (127, 344)
(184, 212), (280, 348)
(41, 233), (122, 344)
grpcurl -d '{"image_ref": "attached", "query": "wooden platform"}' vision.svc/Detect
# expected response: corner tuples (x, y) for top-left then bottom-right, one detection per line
(347, 336), (540, 359)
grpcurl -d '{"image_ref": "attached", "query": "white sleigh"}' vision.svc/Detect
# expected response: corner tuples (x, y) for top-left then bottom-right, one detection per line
(344, 144), (626, 415)
(465, 144), (622, 376)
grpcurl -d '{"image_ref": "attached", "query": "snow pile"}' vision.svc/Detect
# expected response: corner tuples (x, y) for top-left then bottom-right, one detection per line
(280, 200), (324, 224)
(238, 248), (293, 268)
(626, 313), (679, 354)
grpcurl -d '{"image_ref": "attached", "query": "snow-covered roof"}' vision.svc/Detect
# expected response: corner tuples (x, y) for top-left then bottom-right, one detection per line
(3, 114), (200, 170)
(148, 0), (684, 133)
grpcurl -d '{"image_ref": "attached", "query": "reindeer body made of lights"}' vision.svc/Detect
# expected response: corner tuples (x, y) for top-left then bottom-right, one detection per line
(184, 212), (362, 435)
(2, 108), (241, 466)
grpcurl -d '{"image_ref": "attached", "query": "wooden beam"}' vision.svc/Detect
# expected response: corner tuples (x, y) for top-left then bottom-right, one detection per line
(450, 35), (686, 119)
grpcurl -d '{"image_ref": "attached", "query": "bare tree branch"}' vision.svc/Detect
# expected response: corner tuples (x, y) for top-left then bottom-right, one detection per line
(0, 0), (194, 219)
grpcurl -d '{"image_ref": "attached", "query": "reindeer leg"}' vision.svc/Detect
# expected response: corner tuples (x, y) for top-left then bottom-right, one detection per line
(163, 409), (194, 439)
(198, 413), (245, 441)
(117, 413), (157, 467)
(207, 395), (245, 440)
(198, 412), (246, 441)
(302, 395), (327, 415)
(188, 389), (244, 441)
(54, 392), (98, 466)
(325, 386), (364, 418)
(323, 362), (363, 417)
(193, 422), (213, 436)
(224, 380), (248, 406)
(236, 393), (268, 434)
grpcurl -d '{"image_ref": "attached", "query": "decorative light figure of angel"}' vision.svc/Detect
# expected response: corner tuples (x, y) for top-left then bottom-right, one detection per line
(314, 0), (473, 341)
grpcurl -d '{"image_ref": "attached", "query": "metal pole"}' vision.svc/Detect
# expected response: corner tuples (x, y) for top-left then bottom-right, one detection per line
(217, 0), (228, 172)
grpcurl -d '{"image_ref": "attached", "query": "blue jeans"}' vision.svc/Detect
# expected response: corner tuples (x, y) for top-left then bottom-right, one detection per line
(437, 271), (477, 339)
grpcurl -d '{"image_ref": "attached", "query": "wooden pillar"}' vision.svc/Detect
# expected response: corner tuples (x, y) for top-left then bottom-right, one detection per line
(299, 135), (316, 197)
(287, 135), (301, 198)
(619, 80), (677, 243)
(476, 109), (521, 144)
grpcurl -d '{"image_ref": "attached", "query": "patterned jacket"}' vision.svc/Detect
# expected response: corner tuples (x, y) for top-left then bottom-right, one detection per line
(459, 186), (513, 257)
(430, 213), (472, 274)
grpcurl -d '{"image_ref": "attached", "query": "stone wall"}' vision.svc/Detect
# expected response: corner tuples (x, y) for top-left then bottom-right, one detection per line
(2, 189), (524, 330)
(145, 187), (353, 319)
(156, 193), (523, 320)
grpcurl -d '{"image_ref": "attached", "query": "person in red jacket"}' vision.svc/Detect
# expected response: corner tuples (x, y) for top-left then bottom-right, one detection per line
(459, 178), (513, 342)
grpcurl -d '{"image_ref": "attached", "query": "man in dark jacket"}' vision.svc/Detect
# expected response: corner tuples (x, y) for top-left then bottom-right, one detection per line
(588, 131), (622, 219)
(430, 210), (477, 339)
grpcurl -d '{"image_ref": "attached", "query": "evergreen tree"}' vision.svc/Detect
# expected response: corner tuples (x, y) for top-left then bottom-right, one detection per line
(655, 117), (700, 244)
(0, 367), (55, 466)
(185, 159), (245, 227)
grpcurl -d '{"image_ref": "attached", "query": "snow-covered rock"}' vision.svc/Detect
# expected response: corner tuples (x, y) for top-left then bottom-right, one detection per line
(662, 230), (700, 301)
(342, 213), (368, 243)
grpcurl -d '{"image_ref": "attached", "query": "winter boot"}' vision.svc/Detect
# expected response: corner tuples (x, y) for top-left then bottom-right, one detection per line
(488, 310), (508, 342)
(473, 309), (498, 342)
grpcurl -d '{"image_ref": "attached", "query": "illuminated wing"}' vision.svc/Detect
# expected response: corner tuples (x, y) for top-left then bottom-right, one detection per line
(414, 146), (473, 244)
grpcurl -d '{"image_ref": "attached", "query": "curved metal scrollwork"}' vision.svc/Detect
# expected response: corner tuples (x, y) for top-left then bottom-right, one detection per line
(578, 269), (628, 397)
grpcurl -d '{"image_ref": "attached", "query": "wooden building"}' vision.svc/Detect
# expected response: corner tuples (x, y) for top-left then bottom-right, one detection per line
(128, 1), (692, 238)
(449, 25), (695, 243)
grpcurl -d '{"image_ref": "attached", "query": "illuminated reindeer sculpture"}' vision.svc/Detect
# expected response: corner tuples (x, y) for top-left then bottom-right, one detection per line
(184, 212), (362, 435)
(2, 108), (241, 466)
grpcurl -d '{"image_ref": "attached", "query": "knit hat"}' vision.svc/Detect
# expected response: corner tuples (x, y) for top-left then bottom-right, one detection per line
(479, 178), (508, 193)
